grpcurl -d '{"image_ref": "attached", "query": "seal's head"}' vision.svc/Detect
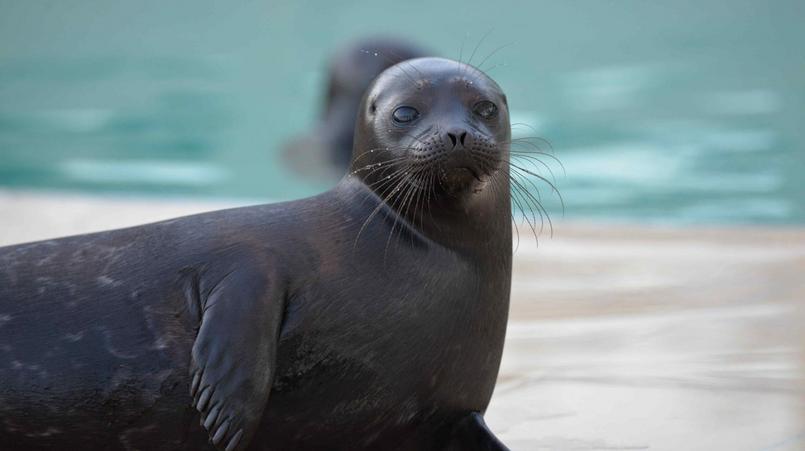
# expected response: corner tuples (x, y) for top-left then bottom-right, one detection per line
(350, 57), (511, 209)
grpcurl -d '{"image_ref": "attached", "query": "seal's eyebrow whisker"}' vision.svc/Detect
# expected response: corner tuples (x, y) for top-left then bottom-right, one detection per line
(457, 31), (469, 75)
(476, 42), (516, 74)
(465, 28), (495, 74)
(360, 48), (419, 86)
(382, 48), (425, 80)
(479, 63), (508, 75)
(360, 48), (423, 82)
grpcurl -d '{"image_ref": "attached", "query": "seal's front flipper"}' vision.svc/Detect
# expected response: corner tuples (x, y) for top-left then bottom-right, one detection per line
(189, 265), (284, 451)
(446, 412), (511, 451)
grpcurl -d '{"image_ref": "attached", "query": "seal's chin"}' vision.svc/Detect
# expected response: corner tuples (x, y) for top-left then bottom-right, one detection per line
(439, 165), (486, 195)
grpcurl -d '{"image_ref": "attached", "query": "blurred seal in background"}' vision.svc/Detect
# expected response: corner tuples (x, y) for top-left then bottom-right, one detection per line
(281, 36), (428, 180)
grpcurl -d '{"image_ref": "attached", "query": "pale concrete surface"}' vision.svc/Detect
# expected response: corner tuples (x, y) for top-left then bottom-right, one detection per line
(1, 190), (804, 450)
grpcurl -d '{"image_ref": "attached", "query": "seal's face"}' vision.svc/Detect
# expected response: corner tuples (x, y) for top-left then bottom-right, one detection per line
(351, 57), (511, 202)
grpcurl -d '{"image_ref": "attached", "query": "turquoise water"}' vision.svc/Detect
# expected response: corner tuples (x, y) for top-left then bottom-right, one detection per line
(1, 1), (803, 224)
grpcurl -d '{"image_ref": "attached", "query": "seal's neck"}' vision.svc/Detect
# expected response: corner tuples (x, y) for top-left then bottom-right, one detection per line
(336, 173), (512, 256)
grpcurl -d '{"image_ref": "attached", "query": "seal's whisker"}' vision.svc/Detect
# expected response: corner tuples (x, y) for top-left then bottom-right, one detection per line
(509, 180), (539, 242)
(509, 153), (558, 184)
(463, 119), (488, 137)
(395, 166), (428, 245)
(384, 170), (421, 258)
(352, 146), (418, 165)
(386, 172), (413, 247)
(366, 164), (414, 193)
(510, 173), (553, 238)
(510, 165), (543, 203)
(509, 173), (540, 230)
(506, 138), (563, 168)
(509, 162), (565, 212)
(399, 127), (434, 147)
(509, 125), (553, 145)
(510, 179), (539, 241)
(404, 174), (421, 249)
(493, 153), (561, 199)
(508, 150), (564, 180)
(411, 169), (430, 241)
(405, 170), (424, 245)
(508, 139), (560, 157)
(510, 168), (551, 236)
(486, 152), (561, 206)
(506, 154), (561, 237)
(425, 168), (440, 232)
(353, 166), (413, 248)
(489, 173), (520, 251)
(352, 160), (407, 176)
(508, 139), (563, 167)
(351, 157), (410, 177)
(353, 163), (413, 215)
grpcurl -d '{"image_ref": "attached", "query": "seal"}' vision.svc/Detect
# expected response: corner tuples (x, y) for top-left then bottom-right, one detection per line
(282, 37), (427, 179)
(0, 57), (512, 451)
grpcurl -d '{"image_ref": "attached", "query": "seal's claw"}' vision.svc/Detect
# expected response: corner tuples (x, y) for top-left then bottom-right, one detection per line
(212, 419), (230, 446)
(197, 385), (213, 411)
(190, 371), (201, 397)
(204, 404), (221, 429)
(226, 429), (244, 451)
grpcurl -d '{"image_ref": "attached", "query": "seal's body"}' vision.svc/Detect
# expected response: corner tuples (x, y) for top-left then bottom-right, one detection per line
(0, 57), (513, 450)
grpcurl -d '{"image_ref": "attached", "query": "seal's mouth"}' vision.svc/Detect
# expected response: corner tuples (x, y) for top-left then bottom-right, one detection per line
(442, 166), (482, 181)
(438, 162), (487, 195)
(440, 151), (486, 178)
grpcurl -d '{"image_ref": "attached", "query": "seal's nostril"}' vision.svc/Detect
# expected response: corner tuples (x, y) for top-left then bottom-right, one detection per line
(446, 129), (469, 149)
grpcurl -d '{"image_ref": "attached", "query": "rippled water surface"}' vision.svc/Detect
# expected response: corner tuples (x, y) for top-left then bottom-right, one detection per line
(1, 0), (803, 224)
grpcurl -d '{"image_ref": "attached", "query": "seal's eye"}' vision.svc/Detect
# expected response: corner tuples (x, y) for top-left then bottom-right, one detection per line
(473, 100), (498, 119)
(392, 106), (419, 124)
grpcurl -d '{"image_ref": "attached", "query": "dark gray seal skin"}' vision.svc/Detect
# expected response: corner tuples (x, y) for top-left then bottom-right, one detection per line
(282, 37), (427, 179)
(0, 56), (512, 451)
